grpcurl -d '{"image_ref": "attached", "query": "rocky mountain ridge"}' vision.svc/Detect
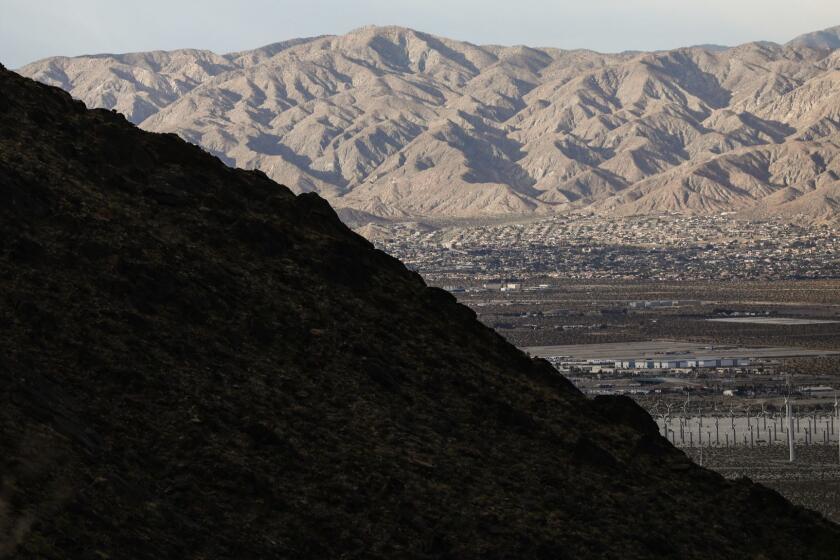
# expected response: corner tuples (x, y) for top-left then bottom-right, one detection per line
(18, 25), (840, 223)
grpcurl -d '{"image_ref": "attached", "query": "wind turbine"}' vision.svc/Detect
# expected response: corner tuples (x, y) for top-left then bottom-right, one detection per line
(785, 385), (795, 463)
(835, 392), (839, 465)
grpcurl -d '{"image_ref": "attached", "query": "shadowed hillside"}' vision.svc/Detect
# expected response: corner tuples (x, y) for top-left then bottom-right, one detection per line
(0, 66), (838, 559)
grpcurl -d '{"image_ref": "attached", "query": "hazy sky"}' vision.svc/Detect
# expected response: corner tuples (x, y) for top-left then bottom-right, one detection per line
(3, 0), (840, 68)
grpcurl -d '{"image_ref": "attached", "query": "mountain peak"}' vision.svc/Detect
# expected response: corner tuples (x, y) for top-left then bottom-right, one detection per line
(787, 24), (840, 49)
(346, 23), (420, 35)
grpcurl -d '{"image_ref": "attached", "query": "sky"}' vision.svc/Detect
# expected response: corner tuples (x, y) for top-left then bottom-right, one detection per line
(2, 0), (840, 68)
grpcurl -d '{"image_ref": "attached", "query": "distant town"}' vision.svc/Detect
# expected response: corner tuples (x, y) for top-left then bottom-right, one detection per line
(372, 215), (840, 282)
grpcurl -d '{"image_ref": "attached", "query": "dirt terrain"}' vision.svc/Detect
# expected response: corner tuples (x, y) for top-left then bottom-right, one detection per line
(459, 280), (840, 349)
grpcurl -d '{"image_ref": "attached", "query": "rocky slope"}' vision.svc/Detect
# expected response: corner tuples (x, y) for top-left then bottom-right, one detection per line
(18, 25), (840, 224)
(788, 25), (840, 50)
(1, 66), (839, 559)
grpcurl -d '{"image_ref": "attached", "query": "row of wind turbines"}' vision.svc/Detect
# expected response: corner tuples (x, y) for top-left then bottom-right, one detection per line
(649, 393), (840, 464)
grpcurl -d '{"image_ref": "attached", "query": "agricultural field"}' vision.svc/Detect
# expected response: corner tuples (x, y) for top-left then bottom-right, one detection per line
(453, 279), (840, 350)
(708, 318), (840, 325)
(524, 341), (840, 361)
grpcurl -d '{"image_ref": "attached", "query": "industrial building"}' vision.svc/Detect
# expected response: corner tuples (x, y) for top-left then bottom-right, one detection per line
(613, 358), (750, 369)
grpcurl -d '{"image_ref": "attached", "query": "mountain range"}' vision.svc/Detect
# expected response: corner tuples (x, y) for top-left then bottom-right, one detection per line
(2, 63), (840, 559)
(18, 25), (840, 224)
